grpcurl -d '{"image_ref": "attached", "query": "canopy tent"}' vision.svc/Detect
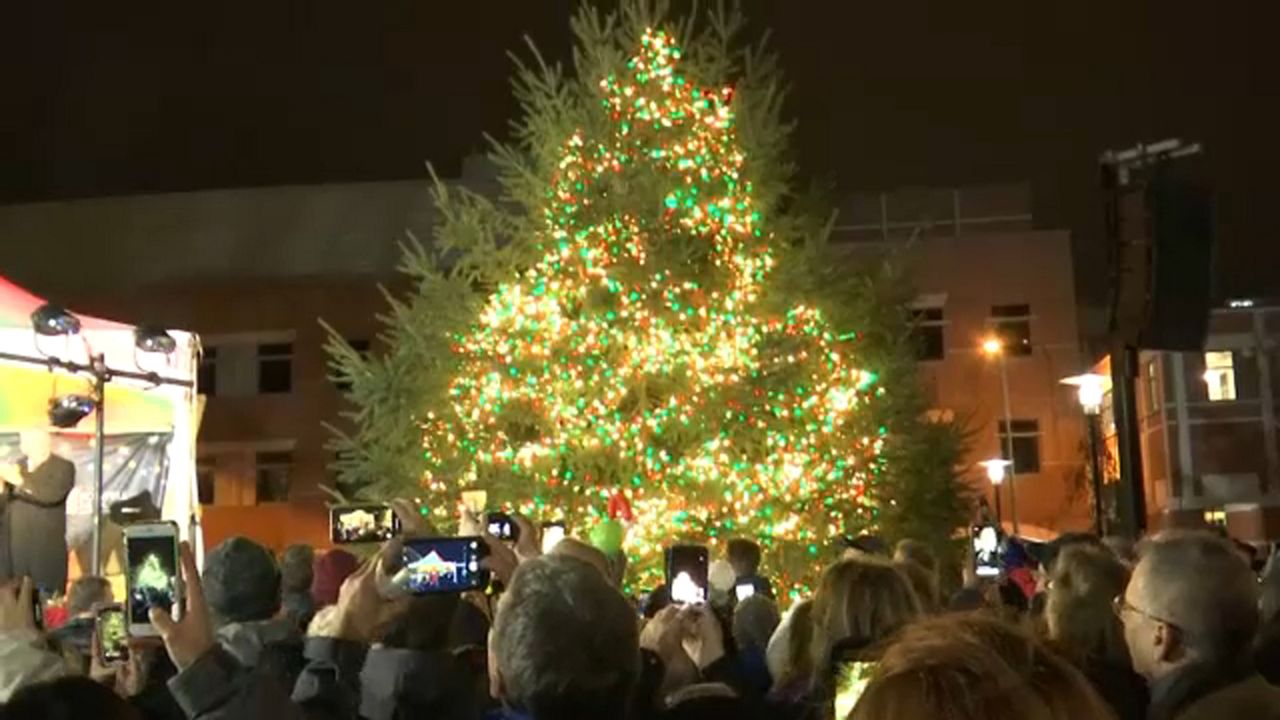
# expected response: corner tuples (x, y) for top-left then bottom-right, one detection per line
(0, 274), (201, 579)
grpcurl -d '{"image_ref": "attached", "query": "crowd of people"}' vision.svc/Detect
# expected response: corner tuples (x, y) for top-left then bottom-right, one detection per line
(2, 510), (1280, 720)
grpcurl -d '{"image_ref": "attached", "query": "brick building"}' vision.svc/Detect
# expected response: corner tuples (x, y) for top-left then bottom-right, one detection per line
(0, 160), (504, 550)
(835, 184), (1093, 537)
(1091, 300), (1280, 540)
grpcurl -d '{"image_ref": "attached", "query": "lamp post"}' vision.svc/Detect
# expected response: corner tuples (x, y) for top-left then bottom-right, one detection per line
(978, 458), (1011, 528)
(1062, 373), (1109, 535)
(982, 337), (1019, 535)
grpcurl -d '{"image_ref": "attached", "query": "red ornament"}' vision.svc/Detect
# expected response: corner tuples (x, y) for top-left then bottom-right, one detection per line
(607, 490), (634, 521)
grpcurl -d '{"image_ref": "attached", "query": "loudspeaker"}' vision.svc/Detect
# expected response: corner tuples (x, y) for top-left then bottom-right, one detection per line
(1141, 169), (1214, 350)
(1104, 151), (1214, 352)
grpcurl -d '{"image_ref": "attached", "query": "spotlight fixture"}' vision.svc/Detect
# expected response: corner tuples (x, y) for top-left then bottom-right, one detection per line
(48, 394), (96, 429)
(134, 325), (177, 354)
(31, 304), (81, 337)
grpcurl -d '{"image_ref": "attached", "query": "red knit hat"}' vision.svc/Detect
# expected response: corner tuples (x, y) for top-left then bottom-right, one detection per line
(311, 549), (360, 608)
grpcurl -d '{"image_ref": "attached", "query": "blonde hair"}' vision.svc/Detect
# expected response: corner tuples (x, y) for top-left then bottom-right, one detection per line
(849, 614), (1117, 720)
(809, 556), (921, 679)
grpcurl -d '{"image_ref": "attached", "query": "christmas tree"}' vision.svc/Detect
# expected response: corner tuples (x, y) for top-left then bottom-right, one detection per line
(328, 2), (969, 595)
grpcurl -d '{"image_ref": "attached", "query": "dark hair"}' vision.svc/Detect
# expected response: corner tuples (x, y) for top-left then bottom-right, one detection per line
(2, 676), (142, 720)
(728, 539), (762, 575)
(279, 544), (315, 594)
(850, 614), (1117, 720)
(492, 554), (640, 718)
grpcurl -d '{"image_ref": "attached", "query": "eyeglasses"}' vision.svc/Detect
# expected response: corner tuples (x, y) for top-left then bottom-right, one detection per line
(1112, 595), (1177, 629)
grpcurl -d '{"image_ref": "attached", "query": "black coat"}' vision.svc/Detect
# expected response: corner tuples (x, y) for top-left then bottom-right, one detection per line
(4, 455), (74, 593)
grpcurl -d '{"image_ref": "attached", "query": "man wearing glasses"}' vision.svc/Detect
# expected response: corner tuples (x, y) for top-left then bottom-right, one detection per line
(1116, 531), (1280, 720)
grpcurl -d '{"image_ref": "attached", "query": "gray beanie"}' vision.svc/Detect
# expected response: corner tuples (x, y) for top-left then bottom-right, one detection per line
(202, 536), (281, 625)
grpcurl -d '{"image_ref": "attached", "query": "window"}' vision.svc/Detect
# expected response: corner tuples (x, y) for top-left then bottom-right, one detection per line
(910, 308), (945, 361)
(1203, 508), (1227, 529)
(198, 347), (218, 397)
(1203, 351), (1236, 402)
(1144, 360), (1160, 413)
(997, 419), (1041, 474)
(333, 339), (372, 392)
(989, 304), (1032, 356)
(196, 459), (215, 505)
(257, 343), (293, 394)
(255, 451), (292, 503)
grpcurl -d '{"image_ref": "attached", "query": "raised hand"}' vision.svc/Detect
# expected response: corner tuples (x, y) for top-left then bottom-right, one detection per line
(150, 541), (214, 670)
(0, 577), (36, 634)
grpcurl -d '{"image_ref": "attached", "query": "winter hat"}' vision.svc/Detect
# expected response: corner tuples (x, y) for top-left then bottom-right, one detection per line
(311, 549), (361, 608)
(202, 537), (281, 625)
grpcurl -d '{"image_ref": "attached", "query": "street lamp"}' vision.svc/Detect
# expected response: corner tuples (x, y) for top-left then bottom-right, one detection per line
(981, 335), (1019, 535)
(978, 458), (1011, 527)
(1062, 373), (1110, 535)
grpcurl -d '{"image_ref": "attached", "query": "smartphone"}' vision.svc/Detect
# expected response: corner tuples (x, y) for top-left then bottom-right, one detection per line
(665, 545), (709, 605)
(96, 605), (129, 663)
(735, 581), (756, 602)
(833, 660), (877, 719)
(541, 521), (566, 554)
(330, 503), (402, 544)
(461, 490), (488, 514)
(487, 512), (520, 543)
(124, 521), (181, 637)
(31, 586), (44, 630)
(392, 537), (490, 595)
(971, 523), (1002, 578)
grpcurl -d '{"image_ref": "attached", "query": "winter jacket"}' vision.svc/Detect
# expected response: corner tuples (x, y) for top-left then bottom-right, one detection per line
(1149, 660), (1280, 720)
(166, 644), (306, 720)
(0, 628), (66, 702)
(216, 617), (306, 692)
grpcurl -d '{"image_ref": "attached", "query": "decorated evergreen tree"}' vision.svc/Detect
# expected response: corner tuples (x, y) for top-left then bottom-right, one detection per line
(327, 1), (970, 595)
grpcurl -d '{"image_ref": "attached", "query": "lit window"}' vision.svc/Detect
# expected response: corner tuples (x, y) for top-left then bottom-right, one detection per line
(1203, 508), (1226, 528)
(1203, 351), (1236, 402)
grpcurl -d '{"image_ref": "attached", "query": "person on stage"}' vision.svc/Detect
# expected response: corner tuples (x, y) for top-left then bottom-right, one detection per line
(0, 429), (75, 594)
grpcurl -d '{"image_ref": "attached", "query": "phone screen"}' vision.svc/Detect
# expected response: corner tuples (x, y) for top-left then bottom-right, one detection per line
(393, 537), (490, 595)
(461, 490), (488, 514)
(972, 523), (1002, 578)
(126, 533), (179, 629)
(833, 660), (877, 719)
(666, 545), (709, 604)
(330, 504), (402, 544)
(541, 522), (566, 554)
(487, 512), (519, 543)
(735, 582), (756, 601)
(97, 607), (128, 663)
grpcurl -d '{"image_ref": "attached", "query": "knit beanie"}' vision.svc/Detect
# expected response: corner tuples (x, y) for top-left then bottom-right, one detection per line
(311, 549), (360, 608)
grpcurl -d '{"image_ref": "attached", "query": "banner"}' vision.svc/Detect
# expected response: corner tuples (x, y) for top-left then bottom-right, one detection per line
(0, 432), (171, 550)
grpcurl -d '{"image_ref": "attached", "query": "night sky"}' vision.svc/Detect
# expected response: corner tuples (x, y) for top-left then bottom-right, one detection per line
(2, 1), (1276, 302)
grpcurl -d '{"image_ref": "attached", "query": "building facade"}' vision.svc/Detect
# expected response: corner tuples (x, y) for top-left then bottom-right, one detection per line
(0, 161), (496, 550)
(1092, 301), (1280, 540)
(836, 184), (1093, 537)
